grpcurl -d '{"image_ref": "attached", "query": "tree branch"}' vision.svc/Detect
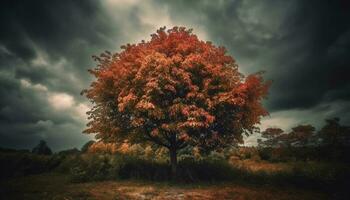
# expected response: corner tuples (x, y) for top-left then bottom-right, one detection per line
(144, 132), (170, 148)
(176, 139), (189, 149)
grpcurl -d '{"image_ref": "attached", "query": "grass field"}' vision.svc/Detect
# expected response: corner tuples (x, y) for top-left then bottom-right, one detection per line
(0, 172), (337, 200)
(1, 147), (349, 199)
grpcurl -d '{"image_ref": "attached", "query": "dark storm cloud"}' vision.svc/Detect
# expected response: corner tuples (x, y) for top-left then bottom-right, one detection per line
(0, 71), (89, 150)
(1, 0), (349, 149)
(264, 0), (350, 110)
(0, 0), (120, 150)
(0, 0), (119, 96)
(158, 0), (350, 112)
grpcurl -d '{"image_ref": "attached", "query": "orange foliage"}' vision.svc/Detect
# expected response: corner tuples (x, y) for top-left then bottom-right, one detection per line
(88, 141), (119, 154)
(88, 141), (148, 156)
(83, 26), (270, 152)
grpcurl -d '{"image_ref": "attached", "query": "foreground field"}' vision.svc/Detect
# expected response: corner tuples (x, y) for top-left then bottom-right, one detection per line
(1, 147), (349, 199)
(0, 173), (334, 200)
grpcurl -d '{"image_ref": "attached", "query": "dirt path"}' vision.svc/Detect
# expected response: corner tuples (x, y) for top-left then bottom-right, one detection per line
(0, 173), (330, 200)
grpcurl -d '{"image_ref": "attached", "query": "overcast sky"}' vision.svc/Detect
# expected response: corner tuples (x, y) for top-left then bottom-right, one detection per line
(1, 0), (349, 150)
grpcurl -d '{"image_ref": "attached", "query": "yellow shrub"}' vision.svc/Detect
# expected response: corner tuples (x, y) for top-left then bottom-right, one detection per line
(88, 141), (118, 154)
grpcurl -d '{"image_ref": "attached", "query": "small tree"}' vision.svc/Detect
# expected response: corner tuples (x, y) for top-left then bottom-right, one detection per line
(287, 124), (315, 147)
(83, 27), (270, 177)
(81, 140), (95, 153)
(32, 140), (52, 155)
(319, 118), (350, 147)
(258, 127), (284, 147)
(258, 125), (315, 148)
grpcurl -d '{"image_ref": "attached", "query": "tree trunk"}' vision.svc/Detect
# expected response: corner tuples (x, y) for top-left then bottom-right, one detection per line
(169, 146), (177, 179)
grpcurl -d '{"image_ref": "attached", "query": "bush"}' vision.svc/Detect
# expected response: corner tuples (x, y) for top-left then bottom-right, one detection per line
(117, 156), (169, 180)
(65, 153), (169, 182)
(229, 147), (260, 160)
(208, 151), (225, 160)
(258, 147), (271, 161)
(177, 157), (237, 182)
(66, 154), (119, 182)
(65, 153), (241, 183)
(81, 140), (95, 153)
(0, 151), (59, 179)
(58, 148), (80, 156)
(2, 146), (349, 191)
(256, 146), (350, 163)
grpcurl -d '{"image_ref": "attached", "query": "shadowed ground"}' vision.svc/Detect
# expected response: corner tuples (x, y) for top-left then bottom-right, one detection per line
(0, 173), (330, 200)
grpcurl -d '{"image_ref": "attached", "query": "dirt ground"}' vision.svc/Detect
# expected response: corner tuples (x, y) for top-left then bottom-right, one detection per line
(0, 173), (335, 200)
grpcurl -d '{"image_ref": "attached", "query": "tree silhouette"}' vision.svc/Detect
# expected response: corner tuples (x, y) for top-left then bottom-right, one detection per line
(258, 125), (315, 147)
(319, 118), (350, 147)
(258, 127), (284, 147)
(32, 140), (52, 155)
(287, 125), (315, 147)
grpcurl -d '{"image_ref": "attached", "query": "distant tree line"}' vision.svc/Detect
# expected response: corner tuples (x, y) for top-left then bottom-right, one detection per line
(257, 118), (350, 148)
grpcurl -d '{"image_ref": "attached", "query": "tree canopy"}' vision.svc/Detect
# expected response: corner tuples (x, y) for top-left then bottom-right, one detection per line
(83, 27), (270, 175)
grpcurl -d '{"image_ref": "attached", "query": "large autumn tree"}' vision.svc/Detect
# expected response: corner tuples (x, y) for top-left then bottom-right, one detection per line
(83, 27), (270, 176)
